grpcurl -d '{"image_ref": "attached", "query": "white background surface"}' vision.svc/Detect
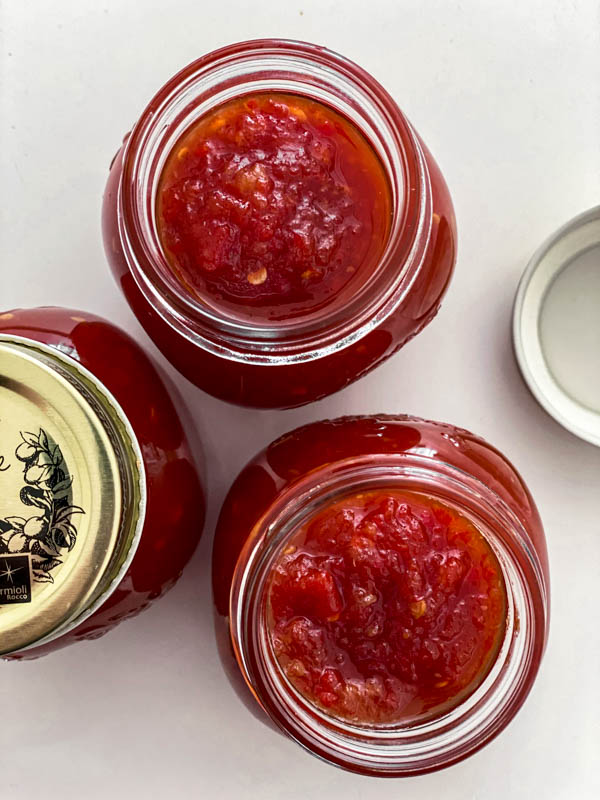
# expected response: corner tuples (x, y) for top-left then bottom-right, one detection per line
(1, 1), (599, 798)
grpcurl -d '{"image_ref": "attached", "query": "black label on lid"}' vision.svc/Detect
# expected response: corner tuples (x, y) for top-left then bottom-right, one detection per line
(0, 554), (32, 604)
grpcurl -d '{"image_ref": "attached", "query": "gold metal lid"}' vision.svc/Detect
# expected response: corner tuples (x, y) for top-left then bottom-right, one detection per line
(0, 335), (146, 655)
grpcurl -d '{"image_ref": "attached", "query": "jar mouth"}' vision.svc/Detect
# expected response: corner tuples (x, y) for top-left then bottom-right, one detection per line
(119, 39), (431, 364)
(229, 455), (548, 776)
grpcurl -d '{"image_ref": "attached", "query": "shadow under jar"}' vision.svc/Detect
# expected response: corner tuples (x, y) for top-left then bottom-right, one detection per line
(103, 39), (457, 409)
(0, 307), (205, 659)
(212, 416), (549, 776)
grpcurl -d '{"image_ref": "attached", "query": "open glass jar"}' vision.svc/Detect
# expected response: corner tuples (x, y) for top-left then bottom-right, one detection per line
(103, 39), (457, 408)
(212, 416), (549, 776)
(0, 307), (205, 659)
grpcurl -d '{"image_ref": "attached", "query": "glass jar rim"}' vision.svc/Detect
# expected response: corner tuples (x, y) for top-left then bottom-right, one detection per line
(117, 38), (432, 364)
(229, 453), (548, 775)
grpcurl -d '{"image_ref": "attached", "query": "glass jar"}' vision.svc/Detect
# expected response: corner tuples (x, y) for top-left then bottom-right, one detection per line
(103, 39), (457, 409)
(0, 307), (205, 659)
(212, 415), (549, 776)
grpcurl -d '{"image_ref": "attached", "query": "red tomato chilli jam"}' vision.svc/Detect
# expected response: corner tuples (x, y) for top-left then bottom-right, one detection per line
(104, 42), (458, 408)
(267, 490), (507, 725)
(156, 92), (392, 318)
(213, 415), (548, 774)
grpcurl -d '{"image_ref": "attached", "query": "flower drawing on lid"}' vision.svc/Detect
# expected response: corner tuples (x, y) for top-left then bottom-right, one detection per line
(0, 429), (84, 583)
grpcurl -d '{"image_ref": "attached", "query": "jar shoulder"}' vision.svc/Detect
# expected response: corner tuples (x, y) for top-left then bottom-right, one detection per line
(252, 415), (537, 514)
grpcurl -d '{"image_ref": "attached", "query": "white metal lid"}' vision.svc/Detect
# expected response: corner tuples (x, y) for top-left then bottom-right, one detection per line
(513, 206), (600, 447)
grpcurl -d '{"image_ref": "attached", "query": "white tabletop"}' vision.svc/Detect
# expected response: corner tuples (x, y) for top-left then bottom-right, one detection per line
(1, 2), (599, 798)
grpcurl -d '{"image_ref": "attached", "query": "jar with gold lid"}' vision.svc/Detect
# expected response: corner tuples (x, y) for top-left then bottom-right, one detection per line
(0, 307), (205, 659)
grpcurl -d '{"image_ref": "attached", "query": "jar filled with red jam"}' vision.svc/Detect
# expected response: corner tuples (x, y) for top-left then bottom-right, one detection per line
(212, 416), (549, 775)
(103, 39), (456, 408)
(0, 307), (205, 659)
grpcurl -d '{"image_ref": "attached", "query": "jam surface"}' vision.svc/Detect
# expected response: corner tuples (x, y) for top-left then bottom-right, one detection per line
(267, 489), (507, 725)
(156, 92), (391, 320)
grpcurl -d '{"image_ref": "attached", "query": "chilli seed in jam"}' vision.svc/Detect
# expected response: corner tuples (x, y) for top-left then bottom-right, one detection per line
(266, 490), (507, 725)
(156, 92), (392, 321)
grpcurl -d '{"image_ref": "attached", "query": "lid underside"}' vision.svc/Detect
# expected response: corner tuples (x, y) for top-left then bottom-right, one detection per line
(513, 205), (600, 447)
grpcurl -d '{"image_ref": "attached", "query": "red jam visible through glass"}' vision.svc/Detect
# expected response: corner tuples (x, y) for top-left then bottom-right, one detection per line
(156, 93), (392, 320)
(267, 490), (507, 725)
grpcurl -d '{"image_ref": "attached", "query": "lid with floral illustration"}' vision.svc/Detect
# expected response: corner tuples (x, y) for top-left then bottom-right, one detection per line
(0, 336), (145, 655)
